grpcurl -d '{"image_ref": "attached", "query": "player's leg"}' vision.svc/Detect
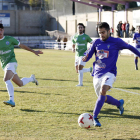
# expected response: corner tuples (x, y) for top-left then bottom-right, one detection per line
(101, 73), (124, 113)
(3, 63), (18, 107)
(76, 64), (84, 86)
(12, 74), (38, 86)
(135, 56), (138, 70)
(75, 56), (83, 86)
(3, 70), (15, 107)
(75, 65), (78, 73)
(80, 56), (92, 74)
(93, 75), (109, 127)
(93, 73), (124, 127)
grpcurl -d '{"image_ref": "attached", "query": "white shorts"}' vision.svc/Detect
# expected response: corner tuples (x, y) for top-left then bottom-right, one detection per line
(75, 56), (86, 66)
(4, 62), (18, 74)
(134, 48), (140, 57)
(93, 72), (116, 97)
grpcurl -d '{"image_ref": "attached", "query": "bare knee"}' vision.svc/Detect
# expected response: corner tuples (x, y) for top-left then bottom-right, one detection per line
(100, 88), (107, 96)
(3, 78), (10, 82)
(100, 85), (110, 96)
(79, 65), (84, 70)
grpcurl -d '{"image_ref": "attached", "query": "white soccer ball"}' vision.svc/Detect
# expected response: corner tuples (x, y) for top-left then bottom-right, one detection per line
(78, 113), (93, 129)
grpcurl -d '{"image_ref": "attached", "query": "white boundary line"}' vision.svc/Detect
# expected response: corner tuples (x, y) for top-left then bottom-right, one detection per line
(113, 87), (140, 95)
(0, 86), (140, 95)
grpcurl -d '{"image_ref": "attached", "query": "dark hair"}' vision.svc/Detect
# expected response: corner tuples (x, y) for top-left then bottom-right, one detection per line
(77, 23), (85, 33)
(77, 23), (85, 28)
(98, 22), (110, 31)
(0, 23), (4, 29)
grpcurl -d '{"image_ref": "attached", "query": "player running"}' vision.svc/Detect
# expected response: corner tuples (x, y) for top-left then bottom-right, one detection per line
(0, 23), (43, 107)
(82, 22), (140, 127)
(133, 26), (140, 70)
(72, 23), (93, 86)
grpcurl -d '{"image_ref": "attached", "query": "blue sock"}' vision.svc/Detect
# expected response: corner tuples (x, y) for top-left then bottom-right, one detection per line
(93, 95), (105, 118)
(105, 95), (120, 107)
(135, 59), (138, 67)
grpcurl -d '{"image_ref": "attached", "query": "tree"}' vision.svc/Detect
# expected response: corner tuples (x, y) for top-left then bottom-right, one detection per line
(117, 2), (138, 11)
(103, 2), (138, 11)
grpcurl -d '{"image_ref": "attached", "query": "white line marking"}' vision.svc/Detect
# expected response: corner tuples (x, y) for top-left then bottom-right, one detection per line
(113, 87), (140, 95)
(0, 86), (140, 95)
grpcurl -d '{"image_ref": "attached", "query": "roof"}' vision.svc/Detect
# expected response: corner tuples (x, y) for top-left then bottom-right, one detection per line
(70, 0), (140, 10)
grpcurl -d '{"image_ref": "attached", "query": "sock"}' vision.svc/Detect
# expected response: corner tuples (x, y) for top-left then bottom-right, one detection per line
(82, 68), (90, 73)
(78, 70), (83, 85)
(5, 80), (14, 102)
(135, 59), (138, 67)
(21, 77), (33, 86)
(93, 95), (105, 118)
(105, 95), (120, 107)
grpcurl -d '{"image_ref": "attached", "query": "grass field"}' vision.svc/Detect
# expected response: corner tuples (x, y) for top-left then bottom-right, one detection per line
(0, 49), (140, 140)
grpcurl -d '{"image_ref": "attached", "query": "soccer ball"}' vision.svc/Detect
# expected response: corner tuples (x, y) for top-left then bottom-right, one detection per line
(78, 113), (93, 129)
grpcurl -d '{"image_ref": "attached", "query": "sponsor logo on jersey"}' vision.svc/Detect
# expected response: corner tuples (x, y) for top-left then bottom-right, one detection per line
(0, 50), (11, 55)
(96, 49), (109, 59)
(6, 41), (10, 45)
(95, 59), (106, 68)
(77, 43), (85, 46)
(136, 37), (140, 41)
(83, 37), (85, 40)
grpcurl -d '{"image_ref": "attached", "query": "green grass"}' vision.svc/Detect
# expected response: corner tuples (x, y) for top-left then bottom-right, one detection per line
(0, 49), (140, 140)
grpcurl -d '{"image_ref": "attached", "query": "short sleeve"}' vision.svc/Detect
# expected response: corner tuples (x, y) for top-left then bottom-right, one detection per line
(72, 36), (76, 44)
(11, 37), (20, 46)
(87, 35), (92, 43)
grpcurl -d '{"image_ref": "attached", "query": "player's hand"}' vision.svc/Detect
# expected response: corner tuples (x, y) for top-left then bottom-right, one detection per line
(34, 50), (43, 56)
(82, 54), (88, 62)
(72, 48), (75, 53)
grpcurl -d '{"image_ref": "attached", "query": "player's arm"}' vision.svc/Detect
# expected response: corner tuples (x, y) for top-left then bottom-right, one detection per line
(118, 38), (140, 57)
(19, 44), (43, 56)
(82, 42), (96, 62)
(133, 34), (138, 44)
(87, 35), (93, 44)
(72, 44), (75, 53)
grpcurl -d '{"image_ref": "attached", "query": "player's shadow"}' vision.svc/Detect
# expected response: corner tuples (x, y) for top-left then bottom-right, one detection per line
(20, 109), (45, 112)
(86, 109), (140, 120)
(0, 89), (51, 96)
(50, 111), (81, 116)
(0, 89), (7, 92)
(37, 78), (92, 83)
(38, 78), (77, 82)
(0, 89), (35, 94)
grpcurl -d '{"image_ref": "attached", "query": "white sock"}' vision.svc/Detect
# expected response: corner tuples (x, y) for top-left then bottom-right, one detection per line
(21, 77), (33, 86)
(5, 80), (14, 102)
(83, 68), (90, 73)
(79, 70), (83, 85)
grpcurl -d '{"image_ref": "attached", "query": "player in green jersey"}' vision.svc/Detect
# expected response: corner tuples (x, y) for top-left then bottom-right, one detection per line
(0, 23), (43, 107)
(72, 23), (93, 86)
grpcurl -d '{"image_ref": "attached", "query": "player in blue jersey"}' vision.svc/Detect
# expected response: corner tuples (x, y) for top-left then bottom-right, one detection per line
(82, 22), (140, 127)
(133, 26), (140, 70)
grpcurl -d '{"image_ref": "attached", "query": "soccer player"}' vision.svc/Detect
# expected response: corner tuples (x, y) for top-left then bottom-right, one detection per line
(133, 26), (140, 70)
(82, 22), (140, 127)
(72, 23), (93, 86)
(0, 23), (43, 107)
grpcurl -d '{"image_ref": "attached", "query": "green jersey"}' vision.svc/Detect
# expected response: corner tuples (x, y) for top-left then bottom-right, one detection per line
(0, 36), (20, 69)
(72, 33), (92, 56)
